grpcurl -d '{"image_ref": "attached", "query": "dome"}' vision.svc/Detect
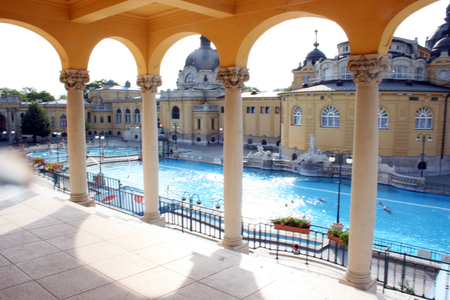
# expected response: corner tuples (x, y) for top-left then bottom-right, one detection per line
(425, 3), (450, 50)
(303, 30), (327, 66)
(184, 36), (219, 71)
(431, 33), (450, 57)
(158, 134), (169, 141)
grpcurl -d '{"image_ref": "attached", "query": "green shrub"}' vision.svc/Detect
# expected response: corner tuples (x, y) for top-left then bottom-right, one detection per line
(339, 231), (349, 246)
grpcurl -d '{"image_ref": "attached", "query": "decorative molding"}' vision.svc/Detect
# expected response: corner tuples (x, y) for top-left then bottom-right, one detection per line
(60, 70), (90, 91)
(347, 55), (388, 84)
(435, 67), (450, 81)
(217, 67), (249, 89)
(136, 75), (162, 93)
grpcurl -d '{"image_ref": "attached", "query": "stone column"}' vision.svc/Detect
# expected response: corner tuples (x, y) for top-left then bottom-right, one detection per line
(60, 70), (95, 207)
(137, 75), (165, 227)
(217, 67), (249, 253)
(339, 54), (388, 292)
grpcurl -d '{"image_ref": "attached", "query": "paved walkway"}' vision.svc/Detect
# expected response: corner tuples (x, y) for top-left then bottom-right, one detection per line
(0, 176), (412, 300)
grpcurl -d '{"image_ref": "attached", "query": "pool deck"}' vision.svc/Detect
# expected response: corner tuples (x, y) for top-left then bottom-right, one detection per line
(0, 176), (414, 300)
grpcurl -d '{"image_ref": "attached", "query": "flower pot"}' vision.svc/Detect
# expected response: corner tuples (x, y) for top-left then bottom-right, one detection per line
(327, 232), (344, 245)
(49, 170), (54, 174)
(274, 224), (310, 234)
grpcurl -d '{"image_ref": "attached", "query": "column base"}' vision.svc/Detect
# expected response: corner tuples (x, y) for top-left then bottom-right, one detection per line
(69, 193), (95, 207)
(218, 240), (249, 254)
(339, 274), (377, 293)
(140, 215), (165, 227)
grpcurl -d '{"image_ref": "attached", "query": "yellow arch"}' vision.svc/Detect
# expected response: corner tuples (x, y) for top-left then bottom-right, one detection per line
(0, 19), (70, 70)
(108, 36), (147, 76)
(235, 12), (330, 68)
(379, 0), (439, 55)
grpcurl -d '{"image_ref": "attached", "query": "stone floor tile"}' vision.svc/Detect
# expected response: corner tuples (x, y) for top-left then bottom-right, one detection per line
(0, 264), (32, 290)
(16, 251), (84, 279)
(51, 210), (93, 222)
(134, 241), (193, 265)
(164, 252), (234, 281)
(118, 266), (194, 299)
(107, 232), (165, 251)
(0, 230), (41, 250)
(3, 209), (47, 223)
(14, 216), (63, 230)
(36, 265), (113, 299)
(29, 223), (78, 239)
(83, 222), (140, 240)
(0, 204), (33, 216)
(0, 221), (23, 235)
(0, 281), (58, 300)
(46, 231), (103, 251)
(158, 282), (239, 300)
(0, 215), (11, 224)
(65, 241), (128, 264)
(199, 264), (276, 299)
(66, 282), (147, 300)
(0, 240), (60, 263)
(0, 253), (11, 268)
(66, 216), (118, 230)
(90, 252), (158, 280)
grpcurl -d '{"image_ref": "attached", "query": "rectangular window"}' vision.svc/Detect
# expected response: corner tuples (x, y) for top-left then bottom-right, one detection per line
(94, 116), (97, 123)
(275, 107), (280, 114)
(320, 96), (325, 100)
(11, 113), (14, 121)
(116, 114), (121, 123)
(108, 116), (111, 123)
(265, 107), (270, 114)
(197, 119), (201, 130)
(60, 120), (67, 128)
(409, 97), (419, 101)
(211, 119), (215, 130)
(431, 97), (438, 101)
(221, 107), (224, 113)
(247, 106), (255, 114)
(100, 116), (104, 123)
(51, 121), (55, 128)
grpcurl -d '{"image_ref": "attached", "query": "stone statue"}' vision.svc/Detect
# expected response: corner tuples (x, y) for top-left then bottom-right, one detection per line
(309, 133), (315, 151)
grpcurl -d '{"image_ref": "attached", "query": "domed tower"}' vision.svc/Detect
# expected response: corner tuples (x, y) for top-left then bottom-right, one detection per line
(176, 36), (222, 90)
(292, 30), (327, 90)
(426, 2), (450, 51)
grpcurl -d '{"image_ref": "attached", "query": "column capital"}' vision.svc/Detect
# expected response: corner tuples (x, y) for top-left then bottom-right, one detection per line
(217, 67), (249, 89)
(347, 54), (388, 84)
(136, 75), (162, 93)
(60, 70), (90, 91)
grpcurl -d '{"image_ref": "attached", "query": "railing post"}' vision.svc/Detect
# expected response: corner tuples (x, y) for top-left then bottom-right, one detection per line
(219, 215), (222, 240)
(384, 248), (390, 292)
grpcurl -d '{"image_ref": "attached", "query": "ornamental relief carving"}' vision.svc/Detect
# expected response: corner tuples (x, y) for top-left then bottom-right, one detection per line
(398, 104), (408, 121)
(347, 55), (388, 84)
(217, 67), (249, 89)
(435, 67), (450, 81)
(60, 70), (90, 91)
(136, 75), (162, 93)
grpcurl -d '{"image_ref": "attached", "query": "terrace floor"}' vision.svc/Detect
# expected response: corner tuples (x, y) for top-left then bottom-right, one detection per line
(0, 176), (414, 299)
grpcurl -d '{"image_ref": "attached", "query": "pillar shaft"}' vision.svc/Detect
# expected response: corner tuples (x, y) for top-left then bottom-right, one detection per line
(137, 75), (165, 226)
(339, 55), (388, 292)
(60, 70), (94, 206)
(217, 67), (249, 253)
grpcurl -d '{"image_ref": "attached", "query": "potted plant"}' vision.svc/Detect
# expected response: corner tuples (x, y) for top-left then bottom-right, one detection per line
(32, 157), (45, 165)
(271, 216), (311, 234)
(327, 225), (349, 246)
(46, 162), (62, 174)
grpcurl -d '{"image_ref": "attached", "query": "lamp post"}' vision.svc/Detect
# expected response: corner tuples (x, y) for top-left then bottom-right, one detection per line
(328, 149), (353, 224)
(416, 133), (432, 177)
(172, 122), (179, 150)
(95, 133), (105, 174)
(53, 130), (61, 162)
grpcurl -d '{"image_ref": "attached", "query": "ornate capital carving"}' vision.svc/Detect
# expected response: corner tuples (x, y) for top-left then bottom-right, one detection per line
(217, 67), (249, 89)
(136, 75), (162, 93)
(60, 70), (90, 91)
(347, 55), (388, 84)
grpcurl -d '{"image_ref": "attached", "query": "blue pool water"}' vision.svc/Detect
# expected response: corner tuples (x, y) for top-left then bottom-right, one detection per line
(27, 147), (139, 162)
(89, 159), (450, 252)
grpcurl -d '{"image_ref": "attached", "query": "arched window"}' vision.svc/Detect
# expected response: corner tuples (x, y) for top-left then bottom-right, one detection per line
(261, 140), (267, 145)
(186, 74), (195, 83)
(116, 108), (122, 123)
(415, 107), (433, 129)
(293, 106), (302, 126)
(415, 68), (424, 81)
(324, 68), (333, 81)
(292, 153), (298, 160)
(321, 106), (340, 127)
(172, 106), (180, 119)
(393, 66), (407, 79)
(134, 108), (140, 124)
(124, 108), (131, 123)
(378, 106), (389, 129)
(340, 67), (353, 79)
(60, 115), (67, 128)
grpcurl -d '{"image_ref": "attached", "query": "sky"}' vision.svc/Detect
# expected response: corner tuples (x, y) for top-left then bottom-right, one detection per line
(0, 0), (448, 97)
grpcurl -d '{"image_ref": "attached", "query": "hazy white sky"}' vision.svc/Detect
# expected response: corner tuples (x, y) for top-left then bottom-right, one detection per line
(0, 0), (448, 97)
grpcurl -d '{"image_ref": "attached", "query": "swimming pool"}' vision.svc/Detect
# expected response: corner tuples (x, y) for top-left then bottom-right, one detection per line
(87, 159), (450, 252)
(27, 147), (140, 162)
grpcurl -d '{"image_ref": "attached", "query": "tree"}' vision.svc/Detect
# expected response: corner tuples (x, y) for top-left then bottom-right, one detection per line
(242, 85), (263, 92)
(24, 90), (55, 102)
(85, 120), (91, 132)
(0, 87), (26, 101)
(274, 86), (292, 91)
(84, 79), (119, 99)
(58, 94), (67, 100)
(21, 101), (52, 143)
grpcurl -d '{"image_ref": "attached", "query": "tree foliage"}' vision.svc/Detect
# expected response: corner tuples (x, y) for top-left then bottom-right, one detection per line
(85, 120), (91, 132)
(0, 87), (55, 102)
(274, 86), (292, 91)
(242, 85), (263, 92)
(0, 87), (26, 101)
(21, 101), (52, 142)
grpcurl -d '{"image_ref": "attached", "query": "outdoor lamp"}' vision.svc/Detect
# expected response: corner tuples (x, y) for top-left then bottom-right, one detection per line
(346, 156), (353, 164)
(328, 155), (336, 163)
